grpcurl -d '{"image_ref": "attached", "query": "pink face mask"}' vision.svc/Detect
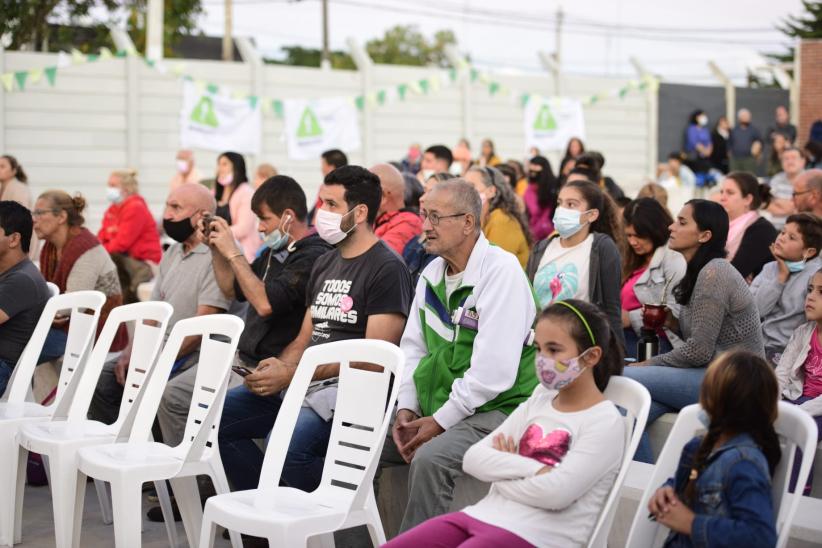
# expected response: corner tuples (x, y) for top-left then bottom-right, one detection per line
(217, 173), (233, 187)
(534, 351), (588, 391)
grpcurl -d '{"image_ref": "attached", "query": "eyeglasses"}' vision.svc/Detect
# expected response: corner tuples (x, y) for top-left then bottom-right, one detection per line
(420, 211), (467, 226)
(792, 189), (812, 198)
(31, 209), (57, 218)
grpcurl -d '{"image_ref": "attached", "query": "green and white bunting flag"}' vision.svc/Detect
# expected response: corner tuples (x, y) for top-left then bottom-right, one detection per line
(179, 80), (262, 155)
(283, 97), (361, 161)
(524, 97), (586, 152)
(0, 74), (13, 92)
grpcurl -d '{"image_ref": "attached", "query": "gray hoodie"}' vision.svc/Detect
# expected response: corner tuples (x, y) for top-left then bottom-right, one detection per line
(750, 257), (822, 357)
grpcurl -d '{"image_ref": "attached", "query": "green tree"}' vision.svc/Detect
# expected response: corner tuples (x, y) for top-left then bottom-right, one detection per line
(268, 46), (356, 70)
(769, 0), (822, 63)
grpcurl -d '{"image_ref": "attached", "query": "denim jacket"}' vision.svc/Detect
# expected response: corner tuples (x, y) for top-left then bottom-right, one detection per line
(663, 434), (777, 548)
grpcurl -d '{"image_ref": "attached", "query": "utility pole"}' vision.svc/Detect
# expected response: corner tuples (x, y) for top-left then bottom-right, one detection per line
(146, 0), (163, 61)
(223, 0), (233, 61)
(553, 6), (563, 95)
(321, 0), (331, 69)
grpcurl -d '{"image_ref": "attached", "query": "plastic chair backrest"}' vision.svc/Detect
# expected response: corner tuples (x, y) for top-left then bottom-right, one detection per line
(257, 339), (404, 512)
(771, 401), (818, 548)
(587, 376), (652, 547)
(126, 315), (244, 461)
(625, 404), (703, 548)
(2, 291), (105, 404)
(55, 302), (173, 424)
(46, 282), (59, 297)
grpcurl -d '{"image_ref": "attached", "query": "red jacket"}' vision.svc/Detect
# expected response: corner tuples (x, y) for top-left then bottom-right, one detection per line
(98, 194), (162, 263)
(375, 209), (423, 255)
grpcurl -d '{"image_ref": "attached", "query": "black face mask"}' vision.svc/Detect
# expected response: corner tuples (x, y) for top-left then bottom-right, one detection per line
(528, 171), (540, 182)
(163, 216), (195, 243)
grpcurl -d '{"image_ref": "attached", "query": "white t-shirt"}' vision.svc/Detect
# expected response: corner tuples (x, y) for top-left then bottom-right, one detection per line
(533, 234), (593, 309)
(461, 385), (625, 547)
(445, 269), (465, 301)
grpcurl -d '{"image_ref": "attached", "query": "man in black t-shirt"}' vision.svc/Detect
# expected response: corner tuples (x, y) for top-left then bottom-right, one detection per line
(0, 201), (50, 397)
(240, 165), (412, 492)
(207, 176), (333, 492)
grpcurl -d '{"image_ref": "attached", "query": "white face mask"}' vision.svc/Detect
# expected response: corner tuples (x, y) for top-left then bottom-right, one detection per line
(106, 187), (123, 204)
(315, 207), (357, 245)
(176, 159), (190, 173)
(697, 115), (708, 126)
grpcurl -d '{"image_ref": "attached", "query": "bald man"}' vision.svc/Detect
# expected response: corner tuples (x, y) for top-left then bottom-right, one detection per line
(170, 149), (202, 191)
(371, 163), (423, 254)
(793, 169), (822, 217)
(91, 183), (231, 462)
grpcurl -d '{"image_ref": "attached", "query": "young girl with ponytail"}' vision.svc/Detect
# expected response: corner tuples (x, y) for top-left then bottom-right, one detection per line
(648, 350), (780, 547)
(526, 179), (624, 345)
(385, 300), (626, 547)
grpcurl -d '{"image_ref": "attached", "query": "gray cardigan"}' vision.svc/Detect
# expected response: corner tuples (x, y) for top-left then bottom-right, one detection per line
(648, 258), (764, 367)
(626, 245), (687, 347)
(775, 321), (822, 416)
(750, 257), (822, 355)
(526, 233), (625, 348)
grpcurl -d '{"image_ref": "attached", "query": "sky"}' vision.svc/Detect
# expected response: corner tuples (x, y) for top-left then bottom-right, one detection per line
(194, 0), (806, 85)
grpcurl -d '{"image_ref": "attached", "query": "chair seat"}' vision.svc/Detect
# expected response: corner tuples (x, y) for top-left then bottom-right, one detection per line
(208, 487), (347, 530)
(18, 420), (113, 453)
(0, 402), (51, 421)
(77, 442), (185, 483)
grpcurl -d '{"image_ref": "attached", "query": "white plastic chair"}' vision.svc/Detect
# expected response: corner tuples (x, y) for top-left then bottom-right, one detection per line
(198, 339), (405, 548)
(46, 282), (60, 297)
(625, 402), (818, 548)
(0, 290), (105, 547)
(16, 301), (173, 548)
(587, 376), (651, 548)
(76, 314), (245, 548)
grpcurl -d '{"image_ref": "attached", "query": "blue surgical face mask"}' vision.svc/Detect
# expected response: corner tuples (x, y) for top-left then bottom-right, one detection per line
(261, 214), (291, 251)
(552, 206), (590, 239)
(785, 259), (806, 273)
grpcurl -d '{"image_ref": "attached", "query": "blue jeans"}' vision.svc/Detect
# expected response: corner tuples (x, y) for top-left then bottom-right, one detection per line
(218, 385), (332, 492)
(623, 365), (707, 463)
(38, 328), (67, 364)
(0, 359), (13, 398)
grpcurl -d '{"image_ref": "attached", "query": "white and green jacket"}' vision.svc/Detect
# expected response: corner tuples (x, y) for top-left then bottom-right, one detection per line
(397, 233), (539, 430)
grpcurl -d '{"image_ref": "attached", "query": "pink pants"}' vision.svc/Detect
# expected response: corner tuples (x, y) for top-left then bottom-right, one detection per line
(383, 512), (533, 548)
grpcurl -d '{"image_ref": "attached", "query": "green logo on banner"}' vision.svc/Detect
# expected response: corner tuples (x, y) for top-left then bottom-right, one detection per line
(533, 105), (557, 131)
(191, 96), (218, 127)
(297, 107), (322, 138)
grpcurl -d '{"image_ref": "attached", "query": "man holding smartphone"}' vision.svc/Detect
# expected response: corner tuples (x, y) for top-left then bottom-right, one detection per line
(209, 176), (332, 491)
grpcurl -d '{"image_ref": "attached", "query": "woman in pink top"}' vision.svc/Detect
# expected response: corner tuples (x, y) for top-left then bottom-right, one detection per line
(523, 156), (558, 241)
(775, 268), (822, 493)
(213, 152), (257, 261)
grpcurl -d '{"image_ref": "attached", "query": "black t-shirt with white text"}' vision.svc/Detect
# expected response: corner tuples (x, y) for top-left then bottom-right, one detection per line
(306, 240), (412, 346)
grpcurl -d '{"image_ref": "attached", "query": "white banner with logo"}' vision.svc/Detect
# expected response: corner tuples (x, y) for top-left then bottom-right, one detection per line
(179, 81), (262, 155)
(523, 97), (585, 152)
(283, 97), (361, 161)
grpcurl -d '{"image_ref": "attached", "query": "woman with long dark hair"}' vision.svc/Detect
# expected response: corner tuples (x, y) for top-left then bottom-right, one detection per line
(465, 166), (531, 267)
(523, 156), (559, 241)
(649, 350), (779, 547)
(213, 151), (257, 261)
(718, 171), (778, 281)
(624, 199), (764, 463)
(559, 137), (585, 177)
(621, 198), (686, 359)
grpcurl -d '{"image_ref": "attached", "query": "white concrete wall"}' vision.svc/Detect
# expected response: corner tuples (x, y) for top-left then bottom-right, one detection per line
(0, 49), (652, 232)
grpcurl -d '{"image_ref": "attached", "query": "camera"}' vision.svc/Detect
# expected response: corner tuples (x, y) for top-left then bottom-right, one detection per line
(201, 212), (215, 239)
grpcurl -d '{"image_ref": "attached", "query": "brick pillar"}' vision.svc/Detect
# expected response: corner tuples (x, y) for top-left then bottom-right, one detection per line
(798, 39), (822, 145)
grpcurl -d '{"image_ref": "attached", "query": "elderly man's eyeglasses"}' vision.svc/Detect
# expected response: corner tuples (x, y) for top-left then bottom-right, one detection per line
(420, 211), (467, 226)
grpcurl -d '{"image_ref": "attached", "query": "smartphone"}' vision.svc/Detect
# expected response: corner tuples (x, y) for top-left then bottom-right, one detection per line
(201, 212), (214, 239)
(231, 365), (252, 377)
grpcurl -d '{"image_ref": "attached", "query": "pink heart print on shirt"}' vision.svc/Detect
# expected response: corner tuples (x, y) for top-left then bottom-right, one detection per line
(339, 295), (354, 313)
(518, 424), (572, 467)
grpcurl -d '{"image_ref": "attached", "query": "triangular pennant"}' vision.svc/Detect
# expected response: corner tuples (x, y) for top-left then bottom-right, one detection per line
(206, 83), (219, 95)
(71, 49), (86, 64)
(367, 91), (379, 107)
(470, 68), (479, 82)
(519, 93), (530, 108)
(114, 50), (128, 58)
(397, 83), (408, 100)
(430, 76), (441, 92)
(248, 95), (258, 110)
(172, 63), (186, 76)
(376, 89), (387, 105)
(590, 94), (600, 105)
(0, 73), (13, 92)
(448, 68), (458, 82)
(489, 82), (500, 96)
(29, 68), (43, 85)
(86, 53), (99, 62)
(99, 47), (113, 61)
(44, 66), (57, 86)
(618, 87), (629, 99)
(14, 71), (28, 90)
(194, 80), (207, 94)
(261, 100), (271, 115)
(145, 58), (156, 68)
(183, 74), (193, 82)
(355, 95), (365, 111)
(272, 100), (284, 118)
(418, 79), (430, 94)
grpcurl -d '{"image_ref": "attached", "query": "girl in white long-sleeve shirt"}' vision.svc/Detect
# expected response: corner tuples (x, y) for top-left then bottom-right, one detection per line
(384, 299), (626, 548)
